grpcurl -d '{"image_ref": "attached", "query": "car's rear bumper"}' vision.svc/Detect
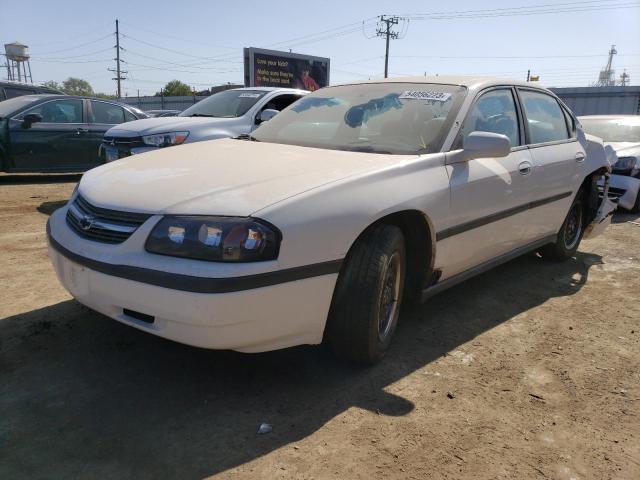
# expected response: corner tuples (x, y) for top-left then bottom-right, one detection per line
(47, 209), (338, 353)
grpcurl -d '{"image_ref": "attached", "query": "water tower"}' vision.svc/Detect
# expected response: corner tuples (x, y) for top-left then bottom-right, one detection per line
(4, 41), (33, 83)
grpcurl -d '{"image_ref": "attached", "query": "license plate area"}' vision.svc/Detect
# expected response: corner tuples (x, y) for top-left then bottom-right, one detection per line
(105, 147), (119, 162)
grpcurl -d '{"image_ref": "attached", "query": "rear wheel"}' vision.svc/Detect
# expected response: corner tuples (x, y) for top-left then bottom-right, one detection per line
(539, 192), (584, 262)
(326, 224), (406, 364)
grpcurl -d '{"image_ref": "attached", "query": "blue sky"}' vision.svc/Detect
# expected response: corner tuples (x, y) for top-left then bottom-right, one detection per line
(1, 0), (639, 96)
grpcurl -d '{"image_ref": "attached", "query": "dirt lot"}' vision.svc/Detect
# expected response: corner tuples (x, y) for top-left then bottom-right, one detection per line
(0, 175), (638, 480)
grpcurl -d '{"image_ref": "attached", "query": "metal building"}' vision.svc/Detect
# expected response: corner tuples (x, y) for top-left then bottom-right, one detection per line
(550, 86), (640, 116)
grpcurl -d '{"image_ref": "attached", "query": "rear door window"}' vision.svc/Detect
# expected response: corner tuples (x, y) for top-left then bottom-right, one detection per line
(91, 101), (126, 124)
(518, 90), (570, 144)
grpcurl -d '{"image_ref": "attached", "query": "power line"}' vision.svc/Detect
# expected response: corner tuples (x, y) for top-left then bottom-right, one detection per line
(34, 33), (113, 55)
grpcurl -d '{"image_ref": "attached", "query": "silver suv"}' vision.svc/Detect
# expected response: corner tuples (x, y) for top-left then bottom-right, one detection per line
(100, 87), (308, 161)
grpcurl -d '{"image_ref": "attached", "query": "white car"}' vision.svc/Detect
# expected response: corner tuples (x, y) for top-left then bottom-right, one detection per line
(47, 76), (614, 364)
(579, 115), (640, 212)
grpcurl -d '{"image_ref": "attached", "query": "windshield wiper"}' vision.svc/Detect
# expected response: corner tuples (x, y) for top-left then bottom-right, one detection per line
(235, 134), (260, 142)
(340, 145), (391, 154)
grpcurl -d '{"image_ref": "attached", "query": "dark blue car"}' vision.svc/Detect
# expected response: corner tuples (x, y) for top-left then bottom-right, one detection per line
(0, 94), (148, 172)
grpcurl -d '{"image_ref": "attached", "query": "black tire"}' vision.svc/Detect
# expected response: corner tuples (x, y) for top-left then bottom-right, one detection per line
(539, 191), (585, 262)
(325, 224), (406, 364)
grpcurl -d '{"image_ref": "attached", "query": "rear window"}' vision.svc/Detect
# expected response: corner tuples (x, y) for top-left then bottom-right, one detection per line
(5, 87), (36, 99)
(519, 90), (569, 144)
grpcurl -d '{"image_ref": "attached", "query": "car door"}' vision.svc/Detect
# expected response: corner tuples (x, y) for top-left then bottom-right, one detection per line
(516, 88), (583, 237)
(8, 98), (91, 171)
(87, 100), (139, 167)
(442, 87), (537, 278)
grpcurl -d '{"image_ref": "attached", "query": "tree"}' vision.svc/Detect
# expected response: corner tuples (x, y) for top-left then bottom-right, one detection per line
(156, 80), (192, 97)
(61, 77), (94, 96)
(42, 80), (62, 91)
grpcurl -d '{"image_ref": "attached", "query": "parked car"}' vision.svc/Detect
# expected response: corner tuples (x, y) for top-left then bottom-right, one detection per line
(0, 95), (148, 172)
(100, 87), (308, 162)
(0, 80), (63, 101)
(145, 109), (181, 117)
(579, 115), (640, 212)
(47, 76), (614, 364)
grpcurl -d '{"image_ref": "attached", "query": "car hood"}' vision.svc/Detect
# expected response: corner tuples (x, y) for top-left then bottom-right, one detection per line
(605, 142), (640, 157)
(106, 116), (241, 136)
(79, 139), (415, 216)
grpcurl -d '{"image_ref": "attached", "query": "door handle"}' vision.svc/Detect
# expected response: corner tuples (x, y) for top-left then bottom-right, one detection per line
(76, 128), (89, 135)
(518, 161), (532, 175)
(575, 152), (585, 163)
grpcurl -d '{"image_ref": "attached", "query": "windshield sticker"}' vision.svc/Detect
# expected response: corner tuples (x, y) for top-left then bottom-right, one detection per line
(238, 93), (262, 98)
(399, 91), (452, 102)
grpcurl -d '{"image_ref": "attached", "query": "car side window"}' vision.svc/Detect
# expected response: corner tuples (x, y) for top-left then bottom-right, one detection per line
(5, 87), (35, 99)
(461, 89), (520, 148)
(518, 90), (569, 144)
(91, 101), (126, 124)
(261, 94), (304, 113)
(123, 109), (137, 122)
(23, 99), (83, 123)
(561, 106), (577, 139)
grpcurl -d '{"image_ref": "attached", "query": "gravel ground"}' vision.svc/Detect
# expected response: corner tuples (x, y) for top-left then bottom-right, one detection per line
(0, 175), (638, 480)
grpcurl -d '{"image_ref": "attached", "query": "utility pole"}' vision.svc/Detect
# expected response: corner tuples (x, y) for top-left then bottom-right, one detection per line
(376, 15), (399, 78)
(108, 19), (126, 98)
(527, 69), (530, 82)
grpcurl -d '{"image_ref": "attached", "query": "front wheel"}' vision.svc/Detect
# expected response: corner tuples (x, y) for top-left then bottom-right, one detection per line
(539, 192), (584, 262)
(325, 224), (406, 364)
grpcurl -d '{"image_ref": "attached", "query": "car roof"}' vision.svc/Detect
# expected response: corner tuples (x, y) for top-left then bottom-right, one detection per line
(16, 94), (139, 106)
(332, 75), (540, 92)
(230, 86), (309, 94)
(578, 115), (640, 119)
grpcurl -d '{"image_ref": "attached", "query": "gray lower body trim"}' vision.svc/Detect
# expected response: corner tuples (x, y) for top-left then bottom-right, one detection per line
(421, 234), (556, 302)
(436, 191), (572, 241)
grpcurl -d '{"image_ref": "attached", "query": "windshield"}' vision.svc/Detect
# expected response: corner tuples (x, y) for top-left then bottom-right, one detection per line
(179, 90), (267, 118)
(252, 83), (466, 154)
(0, 95), (43, 118)
(580, 117), (640, 143)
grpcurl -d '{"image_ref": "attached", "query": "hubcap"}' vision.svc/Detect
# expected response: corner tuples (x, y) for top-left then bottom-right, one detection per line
(563, 204), (583, 250)
(378, 252), (402, 341)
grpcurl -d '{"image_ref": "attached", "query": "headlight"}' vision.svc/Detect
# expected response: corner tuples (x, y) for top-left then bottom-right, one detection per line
(145, 216), (281, 262)
(613, 156), (636, 171)
(142, 131), (189, 147)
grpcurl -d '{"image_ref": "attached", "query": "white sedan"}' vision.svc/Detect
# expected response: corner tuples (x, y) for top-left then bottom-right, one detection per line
(47, 76), (614, 364)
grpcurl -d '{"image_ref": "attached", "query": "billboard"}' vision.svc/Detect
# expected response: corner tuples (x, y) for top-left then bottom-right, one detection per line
(244, 47), (330, 92)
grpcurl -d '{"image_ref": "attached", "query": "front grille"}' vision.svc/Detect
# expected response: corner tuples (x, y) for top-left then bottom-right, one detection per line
(598, 185), (626, 199)
(103, 135), (144, 146)
(66, 195), (152, 244)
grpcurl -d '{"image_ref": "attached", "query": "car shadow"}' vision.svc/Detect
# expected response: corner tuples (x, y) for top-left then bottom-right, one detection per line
(611, 210), (640, 224)
(0, 173), (81, 185)
(36, 200), (68, 216)
(0, 251), (601, 479)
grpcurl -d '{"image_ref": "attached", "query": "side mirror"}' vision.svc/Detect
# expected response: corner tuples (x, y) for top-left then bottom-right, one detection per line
(257, 109), (279, 124)
(449, 131), (511, 164)
(22, 113), (43, 129)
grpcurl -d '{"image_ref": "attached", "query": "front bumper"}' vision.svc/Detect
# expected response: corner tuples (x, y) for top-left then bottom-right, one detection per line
(47, 208), (339, 353)
(599, 174), (640, 211)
